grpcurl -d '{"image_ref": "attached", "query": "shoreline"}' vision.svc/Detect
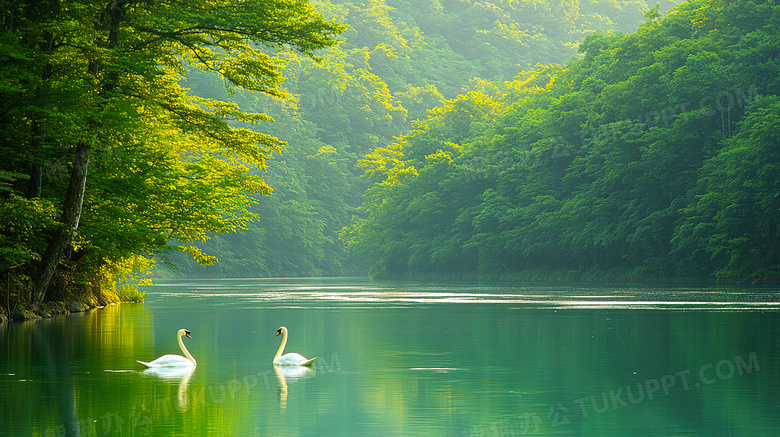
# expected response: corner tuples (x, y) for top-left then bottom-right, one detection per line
(0, 292), (141, 323)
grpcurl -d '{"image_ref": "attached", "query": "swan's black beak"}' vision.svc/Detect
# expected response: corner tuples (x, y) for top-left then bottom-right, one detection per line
(276, 329), (281, 336)
(185, 330), (192, 338)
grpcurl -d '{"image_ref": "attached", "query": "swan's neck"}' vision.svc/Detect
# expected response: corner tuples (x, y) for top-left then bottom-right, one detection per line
(178, 333), (196, 366)
(274, 329), (288, 361)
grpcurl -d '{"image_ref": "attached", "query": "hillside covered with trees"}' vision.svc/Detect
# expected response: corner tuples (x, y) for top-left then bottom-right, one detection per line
(161, 0), (665, 278)
(345, 0), (780, 283)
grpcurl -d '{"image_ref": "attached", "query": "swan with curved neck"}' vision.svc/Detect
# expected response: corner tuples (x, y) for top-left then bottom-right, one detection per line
(273, 326), (316, 366)
(137, 329), (196, 367)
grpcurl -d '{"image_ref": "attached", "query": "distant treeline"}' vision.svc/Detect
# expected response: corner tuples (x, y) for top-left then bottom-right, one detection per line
(345, 0), (780, 283)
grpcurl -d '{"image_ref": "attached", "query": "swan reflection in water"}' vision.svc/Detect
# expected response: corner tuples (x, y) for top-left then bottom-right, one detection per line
(274, 364), (314, 410)
(141, 365), (195, 410)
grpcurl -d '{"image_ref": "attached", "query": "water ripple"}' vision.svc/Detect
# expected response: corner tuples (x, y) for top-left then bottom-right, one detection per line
(144, 279), (780, 310)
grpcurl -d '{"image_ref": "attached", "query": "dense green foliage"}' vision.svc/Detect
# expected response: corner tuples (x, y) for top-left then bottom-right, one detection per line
(164, 0), (660, 277)
(0, 0), (342, 311)
(347, 0), (780, 283)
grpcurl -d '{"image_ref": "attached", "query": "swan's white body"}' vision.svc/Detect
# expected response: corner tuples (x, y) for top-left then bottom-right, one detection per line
(273, 326), (316, 367)
(137, 329), (196, 368)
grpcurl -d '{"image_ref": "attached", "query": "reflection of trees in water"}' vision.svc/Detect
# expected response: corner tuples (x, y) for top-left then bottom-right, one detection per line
(35, 321), (82, 436)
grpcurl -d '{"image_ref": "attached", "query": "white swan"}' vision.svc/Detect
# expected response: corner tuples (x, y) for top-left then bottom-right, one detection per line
(137, 329), (196, 368)
(273, 326), (316, 366)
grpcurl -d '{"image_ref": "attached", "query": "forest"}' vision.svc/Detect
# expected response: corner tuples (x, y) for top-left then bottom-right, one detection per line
(345, 0), (780, 283)
(1, 0), (778, 319)
(157, 0), (668, 278)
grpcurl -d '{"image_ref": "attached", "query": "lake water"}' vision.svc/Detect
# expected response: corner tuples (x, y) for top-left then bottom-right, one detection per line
(1, 278), (779, 436)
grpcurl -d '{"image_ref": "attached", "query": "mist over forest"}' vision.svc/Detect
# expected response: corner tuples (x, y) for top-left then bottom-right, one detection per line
(161, 0), (680, 279)
(167, 0), (778, 284)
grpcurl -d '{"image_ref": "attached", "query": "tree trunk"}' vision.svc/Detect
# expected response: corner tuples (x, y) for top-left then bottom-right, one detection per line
(26, 163), (43, 199)
(32, 0), (126, 303)
(33, 140), (90, 303)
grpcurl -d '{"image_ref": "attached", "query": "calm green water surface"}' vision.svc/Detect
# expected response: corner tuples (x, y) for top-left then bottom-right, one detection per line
(2, 279), (779, 436)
